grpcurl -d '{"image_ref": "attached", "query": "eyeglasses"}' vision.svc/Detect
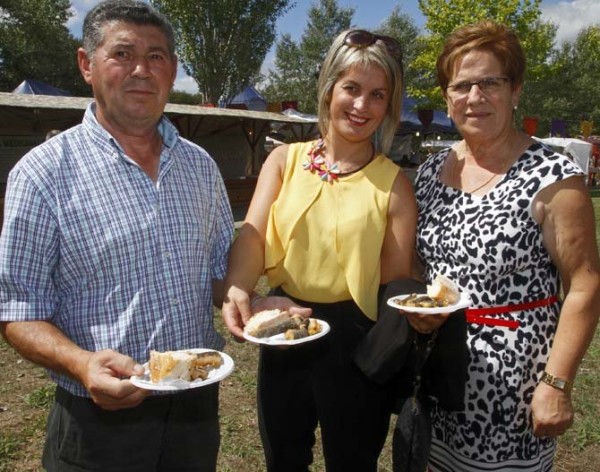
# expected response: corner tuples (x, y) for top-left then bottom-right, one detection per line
(446, 77), (511, 97)
(343, 30), (403, 63)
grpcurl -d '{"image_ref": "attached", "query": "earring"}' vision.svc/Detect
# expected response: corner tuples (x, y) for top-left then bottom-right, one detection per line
(513, 105), (518, 110)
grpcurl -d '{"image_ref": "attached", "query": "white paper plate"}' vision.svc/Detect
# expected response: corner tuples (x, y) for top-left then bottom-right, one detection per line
(243, 319), (330, 346)
(387, 292), (472, 315)
(130, 348), (234, 391)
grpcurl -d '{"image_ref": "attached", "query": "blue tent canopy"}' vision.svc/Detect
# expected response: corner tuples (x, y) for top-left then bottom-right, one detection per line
(400, 95), (456, 134)
(12, 79), (71, 96)
(228, 85), (267, 111)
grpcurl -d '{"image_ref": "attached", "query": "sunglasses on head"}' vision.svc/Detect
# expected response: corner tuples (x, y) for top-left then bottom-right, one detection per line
(343, 29), (403, 62)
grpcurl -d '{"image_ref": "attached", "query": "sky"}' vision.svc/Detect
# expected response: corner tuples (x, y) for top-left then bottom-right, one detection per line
(67, 0), (600, 94)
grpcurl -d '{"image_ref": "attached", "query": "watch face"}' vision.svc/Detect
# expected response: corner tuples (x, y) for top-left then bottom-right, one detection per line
(554, 379), (567, 389)
(542, 372), (572, 393)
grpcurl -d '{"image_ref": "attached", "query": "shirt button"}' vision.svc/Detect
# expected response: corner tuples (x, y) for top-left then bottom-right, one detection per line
(171, 298), (179, 306)
(163, 251), (171, 259)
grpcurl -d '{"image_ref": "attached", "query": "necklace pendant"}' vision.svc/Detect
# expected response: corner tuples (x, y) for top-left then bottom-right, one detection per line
(318, 162), (340, 183)
(303, 155), (325, 173)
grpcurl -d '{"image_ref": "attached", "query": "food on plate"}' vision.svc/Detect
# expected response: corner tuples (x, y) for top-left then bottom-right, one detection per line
(285, 326), (309, 340)
(394, 293), (449, 308)
(393, 274), (461, 308)
(307, 318), (321, 336)
(244, 309), (322, 340)
(148, 350), (223, 384)
(244, 309), (299, 338)
(427, 274), (460, 304)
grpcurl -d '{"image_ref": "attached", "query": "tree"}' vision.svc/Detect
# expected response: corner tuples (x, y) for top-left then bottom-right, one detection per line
(0, 0), (89, 95)
(530, 25), (600, 136)
(412, 0), (556, 110)
(373, 6), (422, 94)
(262, 0), (354, 114)
(151, 0), (293, 105)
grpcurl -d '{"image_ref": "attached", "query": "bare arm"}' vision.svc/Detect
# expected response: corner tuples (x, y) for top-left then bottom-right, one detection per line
(212, 278), (225, 307)
(384, 171), (450, 333)
(380, 170), (418, 284)
(530, 176), (600, 437)
(0, 320), (148, 410)
(221, 145), (289, 339)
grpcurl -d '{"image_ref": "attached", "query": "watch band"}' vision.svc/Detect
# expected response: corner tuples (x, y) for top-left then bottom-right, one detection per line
(540, 371), (573, 395)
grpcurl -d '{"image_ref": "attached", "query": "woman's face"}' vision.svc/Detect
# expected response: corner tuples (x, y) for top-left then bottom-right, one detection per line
(444, 49), (521, 143)
(327, 63), (389, 144)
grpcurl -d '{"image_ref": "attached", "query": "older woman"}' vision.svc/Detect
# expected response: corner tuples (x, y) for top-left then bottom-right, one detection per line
(408, 20), (600, 471)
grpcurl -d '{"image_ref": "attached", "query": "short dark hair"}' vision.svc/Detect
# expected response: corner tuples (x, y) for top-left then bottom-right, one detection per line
(436, 20), (526, 94)
(82, 0), (175, 59)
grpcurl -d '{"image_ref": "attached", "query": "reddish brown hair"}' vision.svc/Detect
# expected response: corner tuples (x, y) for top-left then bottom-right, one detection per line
(436, 20), (526, 94)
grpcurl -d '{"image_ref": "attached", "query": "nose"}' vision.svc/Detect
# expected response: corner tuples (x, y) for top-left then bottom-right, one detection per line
(354, 94), (369, 111)
(131, 56), (151, 78)
(466, 83), (485, 104)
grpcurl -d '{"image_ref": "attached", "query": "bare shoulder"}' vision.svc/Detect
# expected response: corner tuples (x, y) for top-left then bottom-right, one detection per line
(391, 168), (417, 198)
(388, 169), (417, 218)
(265, 143), (290, 165)
(532, 175), (590, 225)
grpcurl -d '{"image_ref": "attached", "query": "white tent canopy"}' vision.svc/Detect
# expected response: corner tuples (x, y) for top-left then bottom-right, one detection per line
(535, 137), (592, 174)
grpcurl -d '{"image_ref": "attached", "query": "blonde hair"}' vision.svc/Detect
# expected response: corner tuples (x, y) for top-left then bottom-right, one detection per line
(317, 29), (404, 155)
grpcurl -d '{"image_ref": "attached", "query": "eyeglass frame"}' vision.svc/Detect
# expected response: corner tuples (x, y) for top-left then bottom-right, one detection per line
(445, 76), (512, 97)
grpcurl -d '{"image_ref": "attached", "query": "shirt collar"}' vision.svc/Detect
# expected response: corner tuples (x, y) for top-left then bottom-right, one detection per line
(82, 102), (179, 157)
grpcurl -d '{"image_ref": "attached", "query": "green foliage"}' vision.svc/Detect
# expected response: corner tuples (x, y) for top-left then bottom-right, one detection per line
(373, 6), (422, 95)
(151, 0), (293, 105)
(0, 0), (89, 95)
(261, 0), (354, 114)
(525, 25), (600, 137)
(169, 90), (204, 105)
(412, 0), (555, 110)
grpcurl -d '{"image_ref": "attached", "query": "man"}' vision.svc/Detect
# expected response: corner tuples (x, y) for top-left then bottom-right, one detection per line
(0, 1), (233, 470)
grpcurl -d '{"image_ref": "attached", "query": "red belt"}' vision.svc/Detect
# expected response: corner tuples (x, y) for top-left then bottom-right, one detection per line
(465, 295), (559, 329)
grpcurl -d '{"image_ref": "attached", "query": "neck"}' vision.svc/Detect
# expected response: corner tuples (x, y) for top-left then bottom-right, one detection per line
(322, 136), (374, 168)
(460, 130), (529, 169)
(107, 124), (163, 181)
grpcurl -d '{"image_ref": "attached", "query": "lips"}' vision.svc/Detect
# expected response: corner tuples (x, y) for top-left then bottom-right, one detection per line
(346, 113), (369, 126)
(126, 89), (155, 96)
(465, 111), (490, 118)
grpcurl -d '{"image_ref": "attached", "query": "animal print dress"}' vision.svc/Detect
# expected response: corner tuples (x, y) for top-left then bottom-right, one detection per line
(414, 142), (584, 472)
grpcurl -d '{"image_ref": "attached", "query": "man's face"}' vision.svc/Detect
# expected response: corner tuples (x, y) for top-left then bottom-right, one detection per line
(78, 21), (177, 134)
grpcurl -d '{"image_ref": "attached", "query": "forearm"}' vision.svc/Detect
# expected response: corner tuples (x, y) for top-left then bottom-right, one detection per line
(0, 320), (91, 384)
(224, 224), (265, 295)
(544, 289), (600, 380)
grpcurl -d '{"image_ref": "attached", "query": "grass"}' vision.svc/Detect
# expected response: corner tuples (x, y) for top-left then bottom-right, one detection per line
(1, 193), (600, 471)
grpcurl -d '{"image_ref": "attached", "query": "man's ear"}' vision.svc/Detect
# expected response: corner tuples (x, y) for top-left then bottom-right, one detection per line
(77, 48), (93, 85)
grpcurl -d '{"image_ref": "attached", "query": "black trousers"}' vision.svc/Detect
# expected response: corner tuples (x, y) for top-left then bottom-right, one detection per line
(257, 292), (394, 472)
(42, 384), (220, 472)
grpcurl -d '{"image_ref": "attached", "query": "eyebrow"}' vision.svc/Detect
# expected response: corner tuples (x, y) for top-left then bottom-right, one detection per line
(341, 79), (388, 91)
(108, 42), (170, 56)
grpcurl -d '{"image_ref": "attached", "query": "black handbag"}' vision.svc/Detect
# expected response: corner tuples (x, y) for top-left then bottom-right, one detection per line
(354, 279), (424, 384)
(354, 279), (468, 472)
(392, 332), (436, 472)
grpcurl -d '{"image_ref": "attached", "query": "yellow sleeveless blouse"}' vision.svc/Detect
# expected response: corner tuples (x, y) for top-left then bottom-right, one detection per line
(264, 140), (400, 320)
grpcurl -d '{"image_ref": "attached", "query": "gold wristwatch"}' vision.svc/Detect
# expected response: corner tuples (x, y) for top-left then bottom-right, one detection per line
(540, 371), (573, 395)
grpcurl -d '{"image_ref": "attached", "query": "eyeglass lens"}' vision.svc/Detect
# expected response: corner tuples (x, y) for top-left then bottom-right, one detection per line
(447, 77), (509, 96)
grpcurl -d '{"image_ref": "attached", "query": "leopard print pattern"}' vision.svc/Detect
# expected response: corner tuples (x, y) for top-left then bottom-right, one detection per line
(415, 142), (584, 471)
